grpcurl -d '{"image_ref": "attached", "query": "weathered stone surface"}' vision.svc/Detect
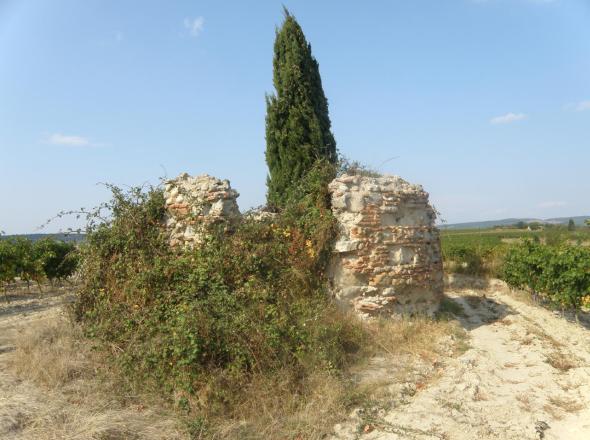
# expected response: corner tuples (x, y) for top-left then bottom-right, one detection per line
(164, 171), (442, 317)
(164, 173), (240, 247)
(328, 174), (443, 318)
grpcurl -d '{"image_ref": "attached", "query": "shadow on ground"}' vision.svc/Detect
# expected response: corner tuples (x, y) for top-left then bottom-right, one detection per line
(444, 273), (590, 333)
(555, 308), (590, 331)
(0, 346), (15, 355)
(0, 301), (60, 319)
(440, 294), (516, 331)
(0, 289), (72, 319)
(444, 273), (493, 291)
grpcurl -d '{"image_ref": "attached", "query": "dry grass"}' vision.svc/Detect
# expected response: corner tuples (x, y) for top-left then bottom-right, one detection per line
(9, 316), (92, 389)
(543, 395), (585, 421)
(206, 315), (466, 439)
(505, 287), (537, 306)
(365, 315), (467, 360)
(472, 385), (488, 401)
(5, 314), (189, 440)
(519, 318), (565, 351)
(339, 315), (468, 435)
(519, 335), (534, 346)
(558, 380), (581, 392)
(208, 371), (353, 440)
(545, 350), (579, 372)
(437, 397), (464, 413)
(548, 396), (585, 413)
(515, 393), (533, 412)
(543, 403), (565, 420)
(3, 303), (466, 440)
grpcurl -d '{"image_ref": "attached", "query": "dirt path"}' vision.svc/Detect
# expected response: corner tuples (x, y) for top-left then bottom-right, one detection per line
(334, 278), (590, 440)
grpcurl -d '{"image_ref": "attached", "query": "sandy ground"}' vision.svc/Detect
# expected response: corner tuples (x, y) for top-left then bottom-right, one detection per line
(334, 277), (590, 440)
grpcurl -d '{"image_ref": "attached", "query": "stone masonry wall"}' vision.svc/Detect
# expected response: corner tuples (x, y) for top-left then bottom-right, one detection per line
(328, 174), (443, 318)
(163, 171), (442, 317)
(164, 173), (240, 247)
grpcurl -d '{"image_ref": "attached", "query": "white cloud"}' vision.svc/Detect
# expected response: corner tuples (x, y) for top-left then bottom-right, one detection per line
(563, 100), (590, 112)
(47, 133), (92, 147)
(184, 16), (204, 37)
(575, 100), (590, 112)
(538, 201), (567, 209)
(490, 112), (527, 125)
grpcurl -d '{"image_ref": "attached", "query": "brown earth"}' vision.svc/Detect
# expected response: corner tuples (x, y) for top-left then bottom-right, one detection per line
(333, 276), (590, 440)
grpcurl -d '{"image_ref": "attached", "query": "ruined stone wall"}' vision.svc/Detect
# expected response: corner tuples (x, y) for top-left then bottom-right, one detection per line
(328, 174), (443, 317)
(164, 173), (240, 247)
(164, 171), (442, 316)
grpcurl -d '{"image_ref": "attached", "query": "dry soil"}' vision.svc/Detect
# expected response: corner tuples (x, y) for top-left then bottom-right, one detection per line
(333, 277), (590, 440)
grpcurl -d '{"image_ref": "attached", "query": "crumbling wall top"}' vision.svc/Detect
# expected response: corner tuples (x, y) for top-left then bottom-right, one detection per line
(164, 173), (240, 247)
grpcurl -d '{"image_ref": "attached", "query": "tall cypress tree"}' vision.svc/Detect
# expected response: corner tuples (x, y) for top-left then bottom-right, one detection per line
(265, 9), (337, 208)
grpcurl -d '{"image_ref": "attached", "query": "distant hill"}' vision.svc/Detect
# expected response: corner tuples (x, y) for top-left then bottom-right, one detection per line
(4, 217), (590, 236)
(440, 216), (590, 230)
(1, 233), (86, 243)
(544, 216), (590, 226)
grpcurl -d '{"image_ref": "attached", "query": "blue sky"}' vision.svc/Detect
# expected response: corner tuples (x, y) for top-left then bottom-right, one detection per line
(1, 0), (589, 234)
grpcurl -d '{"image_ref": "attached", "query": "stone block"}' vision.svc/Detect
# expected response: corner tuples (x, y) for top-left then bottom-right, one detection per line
(328, 173), (443, 318)
(163, 173), (240, 247)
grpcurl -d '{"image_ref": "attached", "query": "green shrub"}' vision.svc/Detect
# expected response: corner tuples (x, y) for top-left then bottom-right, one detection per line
(338, 157), (381, 178)
(544, 228), (568, 246)
(0, 237), (79, 293)
(34, 238), (79, 283)
(75, 163), (364, 415)
(502, 240), (590, 309)
(443, 244), (486, 276)
(441, 240), (510, 277)
(0, 239), (18, 291)
(10, 237), (45, 288)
